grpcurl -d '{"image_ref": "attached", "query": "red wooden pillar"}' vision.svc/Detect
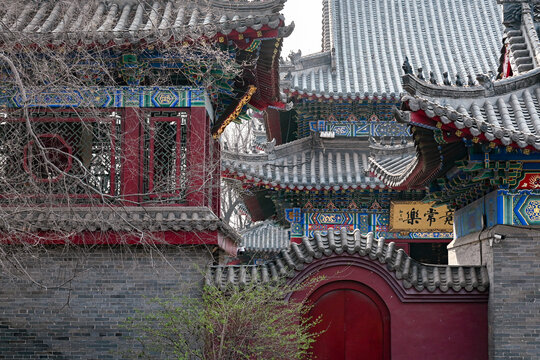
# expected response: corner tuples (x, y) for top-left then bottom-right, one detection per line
(265, 108), (282, 145)
(211, 139), (221, 215)
(121, 108), (142, 204)
(187, 107), (208, 207)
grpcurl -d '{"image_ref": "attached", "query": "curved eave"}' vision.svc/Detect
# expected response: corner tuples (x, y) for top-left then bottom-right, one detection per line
(368, 155), (420, 189)
(404, 95), (540, 151)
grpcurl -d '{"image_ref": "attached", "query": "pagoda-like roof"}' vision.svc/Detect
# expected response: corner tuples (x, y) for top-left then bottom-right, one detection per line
(281, 0), (503, 99)
(402, 68), (540, 149)
(373, 69), (540, 189)
(222, 135), (385, 190)
(208, 229), (489, 295)
(241, 221), (290, 253)
(371, 1), (540, 190)
(0, 0), (291, 45)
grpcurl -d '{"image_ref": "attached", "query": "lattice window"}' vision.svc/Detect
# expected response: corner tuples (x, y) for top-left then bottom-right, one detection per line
(143, 111), (188, 202)
(0, 112), (121, 203)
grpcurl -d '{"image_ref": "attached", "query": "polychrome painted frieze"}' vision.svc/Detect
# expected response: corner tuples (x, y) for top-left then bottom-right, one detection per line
(454, 189), (540, 237)
(285, 208), (452, 240)
(307, 120), (410, 138)
(0, 87), (206, 109)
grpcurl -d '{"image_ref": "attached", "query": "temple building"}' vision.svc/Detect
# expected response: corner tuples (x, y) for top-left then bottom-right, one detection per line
(372, 1), (539, 358)
(225, 0), (503, 262)
(0, 0), (290, 358)
(214, 0), (506, 359)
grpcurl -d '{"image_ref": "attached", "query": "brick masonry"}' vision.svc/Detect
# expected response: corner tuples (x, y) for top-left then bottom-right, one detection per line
(449, 225), (540, 359)
(0, 245), (214, 359)
(486, 226), (540, 360)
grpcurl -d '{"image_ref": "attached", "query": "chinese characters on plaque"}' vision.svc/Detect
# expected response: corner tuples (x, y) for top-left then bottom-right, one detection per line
(389, 202), (453, 232)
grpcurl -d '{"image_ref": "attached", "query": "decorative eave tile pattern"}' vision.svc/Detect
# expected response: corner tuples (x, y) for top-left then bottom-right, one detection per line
(241, 221), (290, 253)
(0, 0), (288, 46)
(0, 206), (241, 243)
(402, 69), (540, 150)
(208, 229), (489, 295)
(222, 135), (385, 190)
(281, 0), (502, 99)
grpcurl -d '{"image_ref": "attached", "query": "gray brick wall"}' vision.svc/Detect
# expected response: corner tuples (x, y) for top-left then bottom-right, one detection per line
(486, 226), (540, 360)
(0, 245), (214, 359)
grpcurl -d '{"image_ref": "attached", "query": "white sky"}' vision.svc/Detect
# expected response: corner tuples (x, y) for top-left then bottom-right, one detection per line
(281, 0), (323, 58)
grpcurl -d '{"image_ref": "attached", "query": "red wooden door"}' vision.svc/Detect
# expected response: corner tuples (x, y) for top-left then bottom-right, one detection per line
(308, 282), (390, 360)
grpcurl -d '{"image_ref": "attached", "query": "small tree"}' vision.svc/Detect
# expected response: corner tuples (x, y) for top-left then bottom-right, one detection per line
(127, 282), (322, 360)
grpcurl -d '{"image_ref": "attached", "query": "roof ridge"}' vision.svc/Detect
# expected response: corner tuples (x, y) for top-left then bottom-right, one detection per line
(208, 228), (489, 293)
(3, 206), (241, 243)
(402, 68), (540, 98)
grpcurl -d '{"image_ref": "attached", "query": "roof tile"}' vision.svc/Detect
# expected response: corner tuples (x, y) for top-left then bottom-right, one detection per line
(208, 228), (489, 293)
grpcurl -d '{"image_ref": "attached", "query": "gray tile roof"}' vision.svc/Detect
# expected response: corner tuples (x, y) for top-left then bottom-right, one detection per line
(367, 138), (419, 187)
(222, 135), (384, 190)
(1, 206), (240, 243)
(282, 0), (503, 98)
(0, 0), (290, 45)
(368, 2), (540, 189)
(502, 2), (540, 73)
(208, 228), (489, 293)
(369, 154), (419, 188)
(241, 221), (290, 253)
(402, 68), (540, 149)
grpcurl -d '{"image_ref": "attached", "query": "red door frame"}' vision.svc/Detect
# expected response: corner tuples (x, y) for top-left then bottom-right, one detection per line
(307, 280), (391, 360)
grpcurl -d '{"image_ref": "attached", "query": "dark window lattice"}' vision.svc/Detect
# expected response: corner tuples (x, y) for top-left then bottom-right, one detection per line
(143, 111), (188, 203)
(0, 114), (121, 202)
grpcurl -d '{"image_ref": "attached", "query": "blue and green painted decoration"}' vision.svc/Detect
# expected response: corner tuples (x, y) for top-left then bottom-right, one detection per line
(285, 208), (452, 240)
(0, 86), (206, 109)
(454, 189), (540, 237)
(308, 120), (410, 138)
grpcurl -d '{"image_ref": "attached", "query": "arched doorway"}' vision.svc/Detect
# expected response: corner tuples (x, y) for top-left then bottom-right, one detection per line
(307, 281), (390, 360)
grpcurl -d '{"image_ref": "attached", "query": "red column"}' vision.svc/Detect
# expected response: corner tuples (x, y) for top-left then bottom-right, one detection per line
(265, 108), (282, 145)
(121, 108), (142, 204)
(187, 107), (208, 207)
(211, 139), (221, 215)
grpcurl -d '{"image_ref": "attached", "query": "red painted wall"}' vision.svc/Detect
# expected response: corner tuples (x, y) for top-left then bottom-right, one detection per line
(291, 262), (488, 360)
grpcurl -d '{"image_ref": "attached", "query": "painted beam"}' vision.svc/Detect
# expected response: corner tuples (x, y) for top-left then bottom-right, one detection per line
(0, 87), (206, 108)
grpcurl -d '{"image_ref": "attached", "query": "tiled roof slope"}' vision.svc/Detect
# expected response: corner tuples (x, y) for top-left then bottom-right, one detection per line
(369, 2), (540, 189)
(241, 221), (290, 253)
(0, 0), (289, 45)
(282, 0), (503, 98)
(368, 138), (419, 188)
(208, 229), (489, 293)
(502, 1), (540, 73)
(369, 154), (419, 188)
(222, 135), (384, 190)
